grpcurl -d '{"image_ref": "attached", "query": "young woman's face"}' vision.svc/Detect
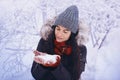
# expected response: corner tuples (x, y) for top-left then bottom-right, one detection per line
(55, 25), (71, 42)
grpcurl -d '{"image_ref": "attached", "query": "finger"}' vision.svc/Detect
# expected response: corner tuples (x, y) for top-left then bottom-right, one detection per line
(34, 57), (40, 63)
(52, 55), (61, 67)
(34, 57), (43, 64)
(39, 52), (46, 56)
(34, 50), (46, 56)
(45, 62), (50, 66)
(42, 61), (53, 67)
(56, 55), (61, 61)
(33, 50), (39, 56)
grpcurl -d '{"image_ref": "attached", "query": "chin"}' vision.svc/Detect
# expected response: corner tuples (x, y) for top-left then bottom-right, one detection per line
(56, 39), (64, 42)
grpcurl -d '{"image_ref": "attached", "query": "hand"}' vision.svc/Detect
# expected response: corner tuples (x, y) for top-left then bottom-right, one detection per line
(42, 55), (61, 67)
(34, 51), (61, 67)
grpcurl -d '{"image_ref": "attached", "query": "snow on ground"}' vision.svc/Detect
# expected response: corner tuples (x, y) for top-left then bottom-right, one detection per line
(0, 0), (120, 80)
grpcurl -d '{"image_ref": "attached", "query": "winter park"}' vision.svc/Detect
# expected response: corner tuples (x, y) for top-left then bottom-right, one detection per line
(0, 0), (120, 80)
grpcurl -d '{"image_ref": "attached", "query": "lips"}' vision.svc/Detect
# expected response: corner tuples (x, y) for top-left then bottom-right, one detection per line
(56, 37), (63, 42)
(56, 37), (62, 40)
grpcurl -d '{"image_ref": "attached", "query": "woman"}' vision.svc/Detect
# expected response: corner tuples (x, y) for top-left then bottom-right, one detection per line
(31, 5), (89, 80)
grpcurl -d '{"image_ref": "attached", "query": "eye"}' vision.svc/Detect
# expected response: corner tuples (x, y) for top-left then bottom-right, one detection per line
(56, 27), (60, 31)
(57, 28), (60, 31)
(64, 30), (69, 33)
(63, 29), (70, 34)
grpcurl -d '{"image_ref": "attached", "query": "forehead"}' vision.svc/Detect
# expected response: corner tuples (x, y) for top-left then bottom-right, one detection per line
(57, 25), (69, 30)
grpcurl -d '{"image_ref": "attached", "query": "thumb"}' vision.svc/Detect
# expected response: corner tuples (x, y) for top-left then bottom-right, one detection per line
(51, 55), (61, 67)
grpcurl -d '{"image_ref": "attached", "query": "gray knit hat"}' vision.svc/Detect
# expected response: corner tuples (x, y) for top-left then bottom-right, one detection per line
(54, 5), (79, 33)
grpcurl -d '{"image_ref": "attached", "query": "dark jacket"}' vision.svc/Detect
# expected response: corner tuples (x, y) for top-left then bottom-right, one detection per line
(31, 36), (87, 80)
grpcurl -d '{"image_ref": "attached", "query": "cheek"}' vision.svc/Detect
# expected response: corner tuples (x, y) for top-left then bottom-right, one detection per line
(65, 33), (71, 40)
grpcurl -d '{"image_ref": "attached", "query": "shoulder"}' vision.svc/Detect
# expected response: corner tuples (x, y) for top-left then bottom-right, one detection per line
(38, 38), (46, 45)
(40, 38), (47, 42)
(38, 38), (52, 46)
(37, 38), (47, 50)
(79, 45), (87, 52)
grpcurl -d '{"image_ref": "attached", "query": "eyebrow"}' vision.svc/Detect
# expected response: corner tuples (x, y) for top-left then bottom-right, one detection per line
(64, 28), (70, 31)
(57, 25), (70, 31)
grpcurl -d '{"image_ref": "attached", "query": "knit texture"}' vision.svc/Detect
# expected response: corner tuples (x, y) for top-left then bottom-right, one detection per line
(54, 5), (79, 33)
(54, 40), (72, 55)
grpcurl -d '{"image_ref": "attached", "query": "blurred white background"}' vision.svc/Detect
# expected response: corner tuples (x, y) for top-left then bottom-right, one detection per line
(0, 0), (120, 80)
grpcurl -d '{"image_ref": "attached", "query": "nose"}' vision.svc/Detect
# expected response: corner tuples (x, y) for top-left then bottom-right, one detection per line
(57, 31), (63, 37)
